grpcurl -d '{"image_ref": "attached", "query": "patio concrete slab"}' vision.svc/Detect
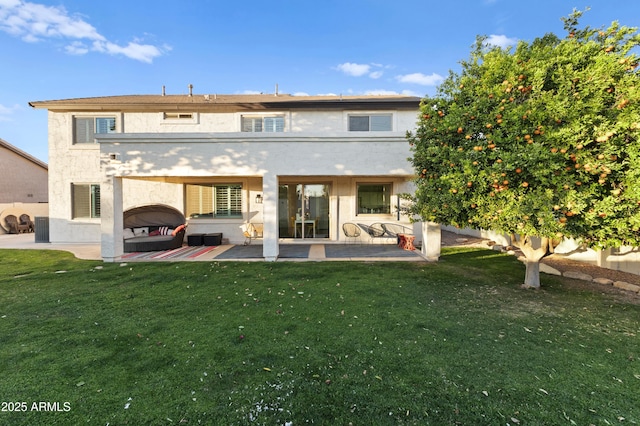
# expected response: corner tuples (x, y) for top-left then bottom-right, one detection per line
(0, 233), (428, 262)
(213, 244), (311, 260)
(0, 232), (102, 260)
(324, 244), (422, 260)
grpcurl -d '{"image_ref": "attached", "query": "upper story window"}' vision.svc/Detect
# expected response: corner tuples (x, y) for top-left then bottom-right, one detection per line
(161, 112), (198, 124)
(348, 114), (392, 131)
(164, 112), (193, 119)
(242, 116), (285, 132)
(73, 117), (116, 144)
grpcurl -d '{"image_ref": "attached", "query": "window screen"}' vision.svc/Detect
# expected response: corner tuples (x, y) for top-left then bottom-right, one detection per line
(348, 114), (392, 131)
(241, 116), (284, 132)
(74, 117), (115, 144)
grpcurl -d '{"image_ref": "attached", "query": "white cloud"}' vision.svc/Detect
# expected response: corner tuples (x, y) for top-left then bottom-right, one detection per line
(365, 89), (400, 95)
(92, 40), (164, 64)
(65, 41), (88, 55)
(484, 34), (518, 48)
(0, 103), (20, 121)
(395, 72), (444, 86)
(0, 0), (166, 62)
(400, 89), (422, 97)
(361, 89), (421, 97)
(335, 62), (386, 79)
(336, 62), (371, 77)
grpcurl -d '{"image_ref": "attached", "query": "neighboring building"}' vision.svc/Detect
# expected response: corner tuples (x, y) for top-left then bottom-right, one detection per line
(0, 138), (49, 234)
(29, 93), (439, 261)
(0, 138), (48, 203)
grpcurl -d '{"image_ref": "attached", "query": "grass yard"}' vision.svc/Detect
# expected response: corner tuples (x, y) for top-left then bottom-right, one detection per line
(0, 247), (639, 425)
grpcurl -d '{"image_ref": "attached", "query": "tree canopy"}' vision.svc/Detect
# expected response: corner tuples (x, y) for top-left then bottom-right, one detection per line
(407, 10), (640, 287)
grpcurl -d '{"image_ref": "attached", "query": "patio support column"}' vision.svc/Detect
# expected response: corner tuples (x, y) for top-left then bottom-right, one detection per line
(101, 176), (123, 262)
(421, 221), (441, 261)
(262, 172), (279, 261)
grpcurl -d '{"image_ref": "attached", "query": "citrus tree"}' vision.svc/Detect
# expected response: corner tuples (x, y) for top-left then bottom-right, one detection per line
(407, 10), (640, 288)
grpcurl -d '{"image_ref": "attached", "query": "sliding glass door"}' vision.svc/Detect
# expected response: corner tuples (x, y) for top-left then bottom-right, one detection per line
(278, 183), (330, 239)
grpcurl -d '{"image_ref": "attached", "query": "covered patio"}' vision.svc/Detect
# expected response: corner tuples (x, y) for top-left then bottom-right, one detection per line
(0, 232), (428, 262)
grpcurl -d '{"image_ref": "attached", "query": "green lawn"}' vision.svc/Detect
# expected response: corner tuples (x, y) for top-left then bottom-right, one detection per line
(0, 248), (638, 425)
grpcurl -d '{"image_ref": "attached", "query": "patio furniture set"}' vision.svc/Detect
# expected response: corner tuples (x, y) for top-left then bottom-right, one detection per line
(4, 214), (35, 234)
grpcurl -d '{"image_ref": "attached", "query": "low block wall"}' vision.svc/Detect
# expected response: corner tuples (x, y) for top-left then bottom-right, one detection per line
(0, 203), (49, 234)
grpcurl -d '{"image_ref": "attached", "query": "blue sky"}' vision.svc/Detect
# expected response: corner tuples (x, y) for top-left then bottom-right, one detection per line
(1, 0), (639, 162)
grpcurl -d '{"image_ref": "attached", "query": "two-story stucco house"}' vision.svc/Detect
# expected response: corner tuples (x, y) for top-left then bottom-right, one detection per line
(30, 93), (439, 261)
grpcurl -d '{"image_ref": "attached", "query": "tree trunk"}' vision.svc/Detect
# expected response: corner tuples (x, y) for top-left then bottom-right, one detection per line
(510, 234), (550, 289)
(523, 259), (541, 288)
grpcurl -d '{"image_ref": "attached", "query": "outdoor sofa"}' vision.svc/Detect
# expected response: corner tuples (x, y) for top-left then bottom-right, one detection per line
(123, 204), (186, 252)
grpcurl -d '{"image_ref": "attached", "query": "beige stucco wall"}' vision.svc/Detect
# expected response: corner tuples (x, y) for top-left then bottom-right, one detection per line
(0, 145), (48, 203)
(121, 110), (418, 134)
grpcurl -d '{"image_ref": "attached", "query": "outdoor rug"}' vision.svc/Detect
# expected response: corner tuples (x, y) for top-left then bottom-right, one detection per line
(214, 244), (310, 259)
(120, 245), (218, 260)
(324, 244), (422, 259)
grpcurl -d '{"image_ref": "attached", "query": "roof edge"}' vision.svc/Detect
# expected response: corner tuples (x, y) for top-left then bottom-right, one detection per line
(29, 94), (422, 112)
(0, 138), (48, 170)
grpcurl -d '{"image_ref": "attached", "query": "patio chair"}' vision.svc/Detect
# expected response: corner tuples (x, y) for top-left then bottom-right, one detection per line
(5, 215), (30, 234)
(381, 223), (414, 245)
(241, 223), (263, 245)
(19, 214), (34, 233)
(342, 223), (361, 244)
(381, 223), (413, 238)
(358, 223), (386, 244)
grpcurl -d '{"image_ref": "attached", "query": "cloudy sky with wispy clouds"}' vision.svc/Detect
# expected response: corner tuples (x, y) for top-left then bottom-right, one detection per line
(0, 0), (637, 161)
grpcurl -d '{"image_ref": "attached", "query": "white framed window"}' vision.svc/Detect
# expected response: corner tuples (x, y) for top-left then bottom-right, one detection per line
(73, 117), (116, 144)
(241, 115), (285, 132)
(72, 184), (101, 218)
(357, 183), (392, 214)
(348, 114), (392, 131)
(186, 183), (243, 218)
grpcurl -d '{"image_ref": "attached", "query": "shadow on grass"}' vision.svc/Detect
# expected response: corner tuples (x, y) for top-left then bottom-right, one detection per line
(438, 247), (526, 283)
